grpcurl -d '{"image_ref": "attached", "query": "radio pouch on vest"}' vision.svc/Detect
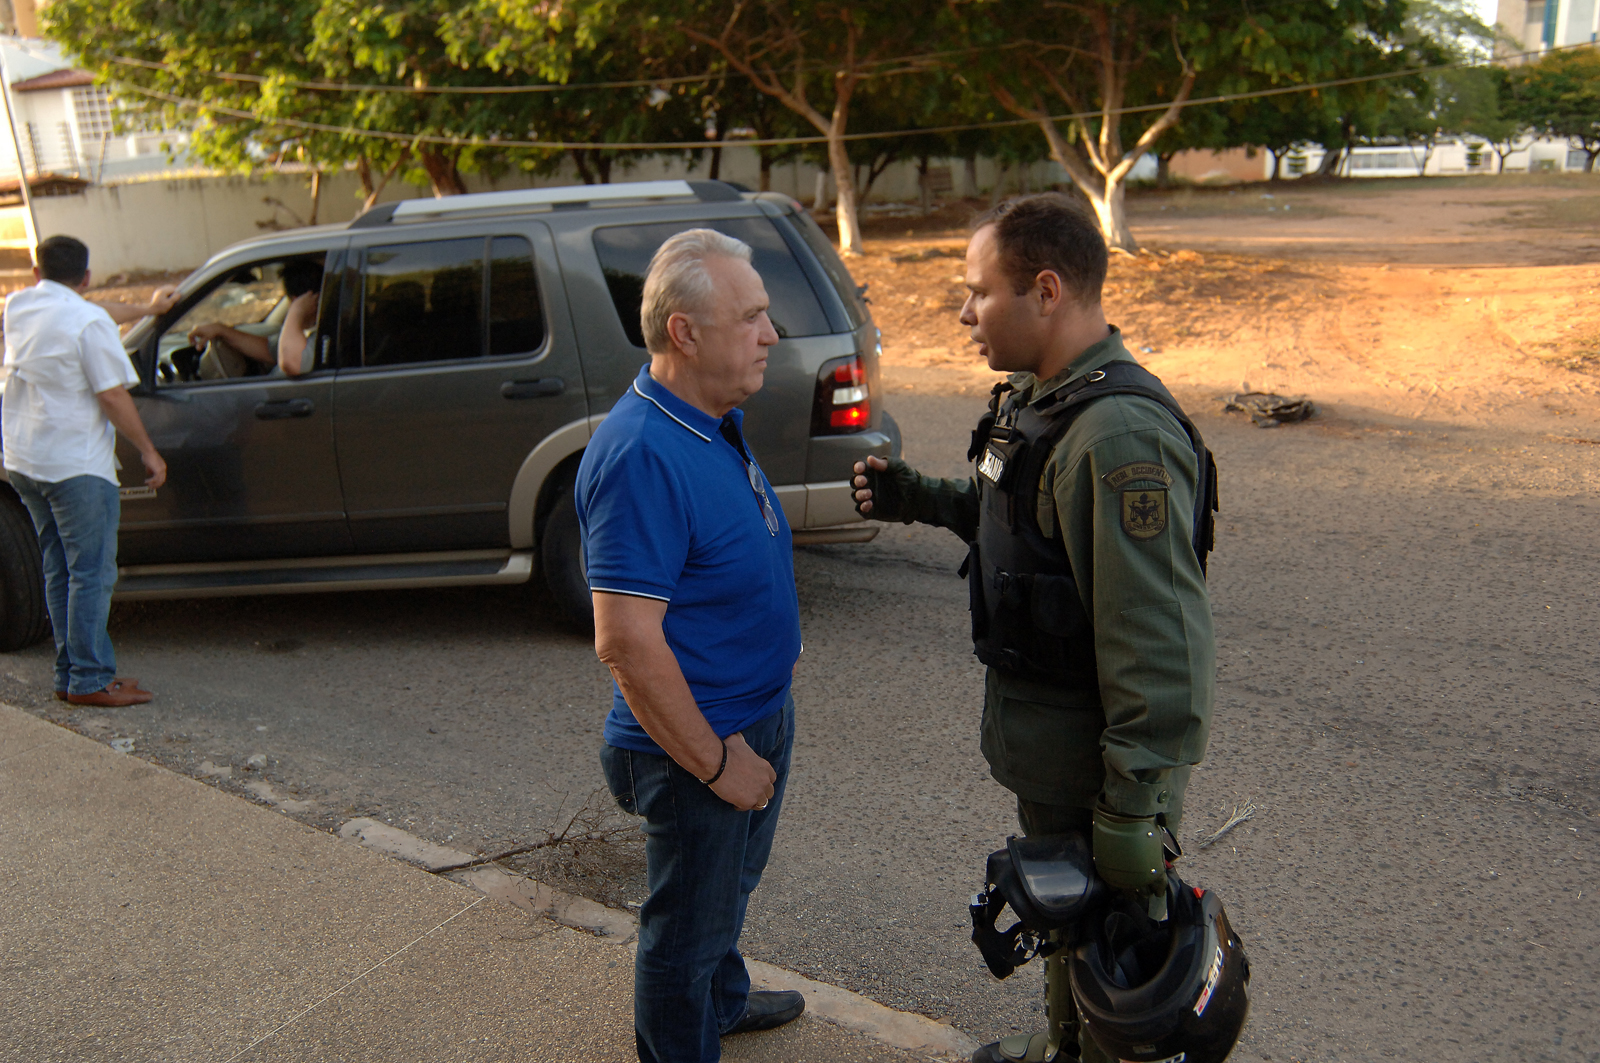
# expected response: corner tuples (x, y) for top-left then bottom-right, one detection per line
(970, 831), (1108, 979)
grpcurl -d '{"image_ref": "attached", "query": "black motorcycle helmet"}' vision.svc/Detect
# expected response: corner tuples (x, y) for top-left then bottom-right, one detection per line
(1069, 874), (1250, 1063)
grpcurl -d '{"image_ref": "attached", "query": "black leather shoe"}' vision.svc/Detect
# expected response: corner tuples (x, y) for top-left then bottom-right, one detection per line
(726, 990), (805, 1035)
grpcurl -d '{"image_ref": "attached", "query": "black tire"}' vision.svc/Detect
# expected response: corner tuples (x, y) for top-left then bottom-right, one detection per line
(540, 490), (593, 629)
(0, 487), (49, 651)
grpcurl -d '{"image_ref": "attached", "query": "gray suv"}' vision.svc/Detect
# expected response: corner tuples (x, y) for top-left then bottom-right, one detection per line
(0, 179), (897, 648)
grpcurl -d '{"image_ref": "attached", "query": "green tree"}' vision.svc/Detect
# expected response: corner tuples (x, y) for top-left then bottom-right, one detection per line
(1468, 67), (1533, 173)
(44, 0), (366, 217)
(438, 2), (711, 185)
(669, 0), (948, 256)
(1362, 0), (1497, 174)
(967, 0), (1410, 250)
(1505, 46), (1600, 171)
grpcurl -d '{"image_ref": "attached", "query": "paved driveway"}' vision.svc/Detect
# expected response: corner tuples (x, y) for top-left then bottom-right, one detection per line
(5, 385), (1596, 1063)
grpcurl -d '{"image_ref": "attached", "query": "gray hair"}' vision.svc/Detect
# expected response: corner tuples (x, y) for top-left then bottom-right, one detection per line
(640, 228), (753, 353)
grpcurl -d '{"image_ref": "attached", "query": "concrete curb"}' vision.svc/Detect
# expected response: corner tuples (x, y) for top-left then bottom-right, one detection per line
(339, 817), (979, 1060)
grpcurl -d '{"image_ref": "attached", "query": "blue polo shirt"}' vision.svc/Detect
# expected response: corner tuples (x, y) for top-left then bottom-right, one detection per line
(576, 366), (802, 754)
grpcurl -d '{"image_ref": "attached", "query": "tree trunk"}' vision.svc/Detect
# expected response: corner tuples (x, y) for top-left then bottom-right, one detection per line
(597, 155), (613, 184)
(307, 169), (322, 226)
(709, 144), (722, 180)
(1317, 119), (1351, 178)
(813, 169), (828, 212)
(1033, 118), (1139, 252)
(570, 150), (596, 185)
(1156, 152), (1174, 188)
(759, 150), (773, 192)
(990, 24), (1193, 255)
(419, 148), (467, 196)
(918, 156), (931, 215)
(360, 150), (408, 211)
(1087, 178), (1135, 251)
(965, 156), (979, 196)
(1268, 148), (1283, 181)
(827, 122), (863, 257)
(357, 155), (375, 204)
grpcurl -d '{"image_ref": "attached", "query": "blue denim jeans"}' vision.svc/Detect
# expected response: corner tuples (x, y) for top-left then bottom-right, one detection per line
(8, 472), (120, 695)
(601, 694), (795, 1063)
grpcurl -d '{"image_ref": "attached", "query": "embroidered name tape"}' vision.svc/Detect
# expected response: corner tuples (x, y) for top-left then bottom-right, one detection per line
(1103, 461), (1173, 490)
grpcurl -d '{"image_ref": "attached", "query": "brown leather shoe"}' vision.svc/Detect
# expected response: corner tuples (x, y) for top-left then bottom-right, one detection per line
(66, 679), (153, 707)
(57, 676), (141, 702)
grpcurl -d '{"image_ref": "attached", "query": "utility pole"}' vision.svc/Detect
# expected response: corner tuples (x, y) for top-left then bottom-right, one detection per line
(0, 39), (39, 256)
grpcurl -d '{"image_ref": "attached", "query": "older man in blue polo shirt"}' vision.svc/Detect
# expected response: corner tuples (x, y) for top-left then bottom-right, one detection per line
(577, 228), (804, 1063)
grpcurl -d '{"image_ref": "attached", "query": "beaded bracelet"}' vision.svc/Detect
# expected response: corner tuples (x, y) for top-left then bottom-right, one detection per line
(703, 739), (728, 786)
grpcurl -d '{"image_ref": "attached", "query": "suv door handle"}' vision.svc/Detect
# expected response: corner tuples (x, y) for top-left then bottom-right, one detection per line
(254, 399), (316, 420)
(501, 378), (564, 400)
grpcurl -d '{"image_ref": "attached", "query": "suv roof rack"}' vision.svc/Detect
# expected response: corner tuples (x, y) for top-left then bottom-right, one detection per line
(349, 179), (743, 228)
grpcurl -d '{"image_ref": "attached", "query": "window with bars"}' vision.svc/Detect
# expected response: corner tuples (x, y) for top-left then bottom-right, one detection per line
(71, 86), (114, 139)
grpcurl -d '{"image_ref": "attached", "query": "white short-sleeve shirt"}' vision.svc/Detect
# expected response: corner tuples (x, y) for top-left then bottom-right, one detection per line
(1, 279), (141, 486)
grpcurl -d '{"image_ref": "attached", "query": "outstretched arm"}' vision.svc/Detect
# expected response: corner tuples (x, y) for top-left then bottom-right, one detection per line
(97, 285), (180, 325)
(852, 455), (980, 542)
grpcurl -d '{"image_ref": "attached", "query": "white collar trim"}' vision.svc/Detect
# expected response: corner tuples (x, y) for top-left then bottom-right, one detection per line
(632, 380), (712, 442)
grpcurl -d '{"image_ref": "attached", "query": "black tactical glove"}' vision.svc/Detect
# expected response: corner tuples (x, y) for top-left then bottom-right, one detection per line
(853, 457), (924, 524)
(1092, 807), (1172, 920)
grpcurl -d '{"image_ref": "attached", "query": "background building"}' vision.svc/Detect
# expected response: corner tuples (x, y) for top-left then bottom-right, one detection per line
(0, 36), (192, 188)
(1496, 0), (1599, 57)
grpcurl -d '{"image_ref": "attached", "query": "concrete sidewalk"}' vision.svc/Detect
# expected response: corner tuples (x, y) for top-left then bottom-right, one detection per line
(0, 704), (969, 1062)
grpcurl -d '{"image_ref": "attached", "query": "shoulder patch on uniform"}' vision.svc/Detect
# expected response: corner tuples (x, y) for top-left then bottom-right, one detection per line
(1120, 489), (1168, 541)
(1103, 461), (1173, 490)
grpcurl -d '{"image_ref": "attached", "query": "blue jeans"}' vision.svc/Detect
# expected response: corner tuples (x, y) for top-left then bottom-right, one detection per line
(601, 695), (795, 1063)
(8, 472), (120, 695)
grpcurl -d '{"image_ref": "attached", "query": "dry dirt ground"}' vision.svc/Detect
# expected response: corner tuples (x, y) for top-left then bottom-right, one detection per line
(853, 176), (1600, 440)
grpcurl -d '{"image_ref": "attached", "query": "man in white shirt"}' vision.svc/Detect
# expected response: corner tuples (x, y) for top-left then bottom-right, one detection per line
(3, 235), (167, 708)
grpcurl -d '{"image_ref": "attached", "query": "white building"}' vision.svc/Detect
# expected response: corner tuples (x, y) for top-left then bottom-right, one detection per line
(1496, 0), (1599, 56)
(0, 36), (192, 187)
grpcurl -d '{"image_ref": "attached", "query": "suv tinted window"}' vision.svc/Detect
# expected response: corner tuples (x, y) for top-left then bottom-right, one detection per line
(363, 238), (485, 366)
(489, 236), (545, 356)
(791, 212), (867, 329)
(593, 218), (830, 347)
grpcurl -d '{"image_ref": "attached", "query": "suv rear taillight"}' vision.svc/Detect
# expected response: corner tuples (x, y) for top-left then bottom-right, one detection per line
(812, 354), (871, 435)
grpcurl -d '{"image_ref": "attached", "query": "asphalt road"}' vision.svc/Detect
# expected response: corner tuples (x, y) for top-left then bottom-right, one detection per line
(6, 378), (1597, 1063)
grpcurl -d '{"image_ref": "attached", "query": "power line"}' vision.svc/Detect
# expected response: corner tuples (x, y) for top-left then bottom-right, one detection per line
(117, 42), (1596, 153)
(106, 44), (998, 95)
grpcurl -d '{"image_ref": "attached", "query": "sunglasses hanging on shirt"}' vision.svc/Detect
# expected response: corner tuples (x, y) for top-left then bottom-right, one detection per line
(721, 417), (780, 537)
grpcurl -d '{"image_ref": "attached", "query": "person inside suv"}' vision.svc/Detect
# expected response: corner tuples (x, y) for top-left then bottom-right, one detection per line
(185, 257), (323, 378)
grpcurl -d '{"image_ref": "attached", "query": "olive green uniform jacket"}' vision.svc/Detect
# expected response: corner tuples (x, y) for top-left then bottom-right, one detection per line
(899, 329), (1214, 824)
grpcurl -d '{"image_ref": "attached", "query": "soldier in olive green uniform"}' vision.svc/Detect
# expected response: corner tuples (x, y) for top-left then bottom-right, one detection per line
(854, 195), (1216, 1063)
